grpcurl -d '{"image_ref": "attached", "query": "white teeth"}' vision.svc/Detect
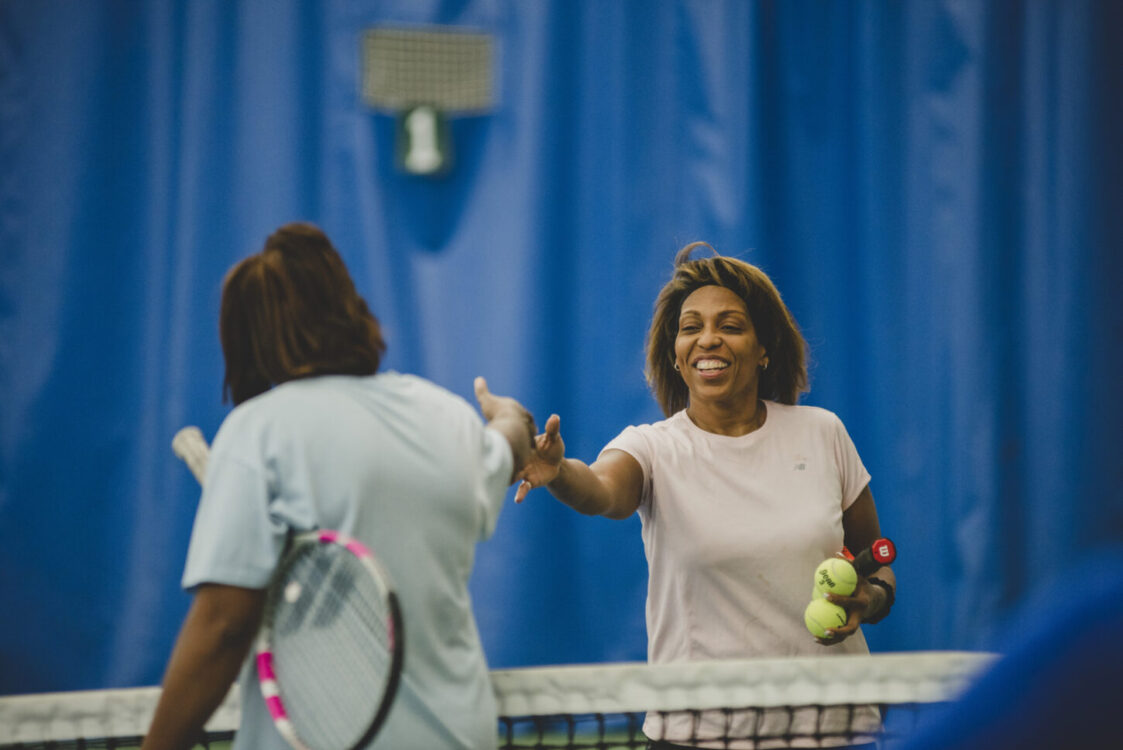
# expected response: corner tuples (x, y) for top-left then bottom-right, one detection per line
(696, 360), (728, 371)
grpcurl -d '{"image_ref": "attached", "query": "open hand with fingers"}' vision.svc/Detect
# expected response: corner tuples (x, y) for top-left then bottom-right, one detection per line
(513, 414), (565, 503)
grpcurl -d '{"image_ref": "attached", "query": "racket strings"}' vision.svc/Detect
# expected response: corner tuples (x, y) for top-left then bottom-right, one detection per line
(267, 544), (395, 750)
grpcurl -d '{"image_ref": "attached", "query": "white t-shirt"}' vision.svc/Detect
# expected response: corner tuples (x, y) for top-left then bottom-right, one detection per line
(182, 372), (512, 750)
(602, 401), (875, 747)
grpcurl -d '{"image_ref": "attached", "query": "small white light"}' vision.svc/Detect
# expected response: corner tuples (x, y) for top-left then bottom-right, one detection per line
(398, 105), (449, 176)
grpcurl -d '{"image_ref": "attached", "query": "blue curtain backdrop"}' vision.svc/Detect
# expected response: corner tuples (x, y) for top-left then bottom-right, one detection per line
(1, 0), (1121, 693)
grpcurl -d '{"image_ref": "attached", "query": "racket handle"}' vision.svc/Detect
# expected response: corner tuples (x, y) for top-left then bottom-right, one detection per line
(852, 538), (896, 576)
(172, 426), (210, 486)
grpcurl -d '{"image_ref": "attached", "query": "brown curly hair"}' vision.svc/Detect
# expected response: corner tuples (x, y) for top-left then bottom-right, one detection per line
(645, 242), (808, 416)
(220, 223), (386, 405)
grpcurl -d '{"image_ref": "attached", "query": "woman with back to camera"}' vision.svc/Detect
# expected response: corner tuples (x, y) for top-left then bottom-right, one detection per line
(515, 242), (896, 749)
(143, 222), (536, 750)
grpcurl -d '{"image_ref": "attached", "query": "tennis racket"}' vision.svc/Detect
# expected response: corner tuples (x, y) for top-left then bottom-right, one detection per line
(172, 426), (405, 750)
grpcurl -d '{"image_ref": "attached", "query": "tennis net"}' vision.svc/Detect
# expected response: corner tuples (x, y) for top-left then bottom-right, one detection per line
(0, 651), (995, 749)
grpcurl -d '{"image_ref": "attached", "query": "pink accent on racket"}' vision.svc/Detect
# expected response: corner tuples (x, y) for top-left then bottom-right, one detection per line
(257, 651), (277, 681)
(344, 539), (373, 559)
(265, 695), (287, 720)
(317, 529), (373, 559)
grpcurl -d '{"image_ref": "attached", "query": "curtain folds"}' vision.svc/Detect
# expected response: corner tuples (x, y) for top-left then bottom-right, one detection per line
(1, 0), (1119, 692)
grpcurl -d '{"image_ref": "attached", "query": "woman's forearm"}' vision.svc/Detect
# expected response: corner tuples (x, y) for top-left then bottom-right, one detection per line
(143, 586), (265, 750)
(546, 458), (617, 516)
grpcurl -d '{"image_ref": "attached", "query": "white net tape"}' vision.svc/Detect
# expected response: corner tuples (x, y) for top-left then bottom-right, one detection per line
(492, 651), (995, 716)
(0, 652), (997, 746)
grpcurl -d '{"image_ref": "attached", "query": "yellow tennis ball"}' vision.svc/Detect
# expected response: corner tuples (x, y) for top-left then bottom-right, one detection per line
(813, 558), (857, 596)
(804, 598), (848, 638)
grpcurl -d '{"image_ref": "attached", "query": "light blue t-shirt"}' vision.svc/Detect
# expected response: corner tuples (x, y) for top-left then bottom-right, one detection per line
(182, 372), (513, 750)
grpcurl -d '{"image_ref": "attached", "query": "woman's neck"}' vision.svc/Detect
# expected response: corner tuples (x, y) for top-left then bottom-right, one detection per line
(686, 396), (766, 437)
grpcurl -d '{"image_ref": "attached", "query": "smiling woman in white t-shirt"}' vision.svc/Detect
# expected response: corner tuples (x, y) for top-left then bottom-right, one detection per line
(514, 242), (896, 750)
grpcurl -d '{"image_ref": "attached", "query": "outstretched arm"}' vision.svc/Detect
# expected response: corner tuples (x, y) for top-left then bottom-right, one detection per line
(473, 377), (537, 483)
(514, 413), (644, 520)
(142, 584), (265, 750)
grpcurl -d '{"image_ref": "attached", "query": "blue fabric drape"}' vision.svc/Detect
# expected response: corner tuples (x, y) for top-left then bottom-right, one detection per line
(1, 0), (1120, 693)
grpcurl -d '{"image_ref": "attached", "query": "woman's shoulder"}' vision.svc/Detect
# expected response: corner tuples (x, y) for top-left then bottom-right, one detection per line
(623, 410), (684, 435)
(606, 412), (693, 455)
(214, 373), (476, 451)
(380, 371), (477, 411)
(209, 390), (277, 457)
(364, 370), (449, 398)
(216, 373), (394, 429)
(767, 401), (845, 429)
(266, 371), (458, 402)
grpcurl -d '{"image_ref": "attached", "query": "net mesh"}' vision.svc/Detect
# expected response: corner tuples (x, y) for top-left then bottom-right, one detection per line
(0, 652), (995, 749)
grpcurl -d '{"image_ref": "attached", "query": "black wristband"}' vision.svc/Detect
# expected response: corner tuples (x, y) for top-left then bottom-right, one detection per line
(865, 576), (895, 624)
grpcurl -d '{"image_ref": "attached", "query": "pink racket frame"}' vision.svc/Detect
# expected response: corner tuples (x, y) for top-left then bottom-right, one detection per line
(255, 530), (401, 750)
